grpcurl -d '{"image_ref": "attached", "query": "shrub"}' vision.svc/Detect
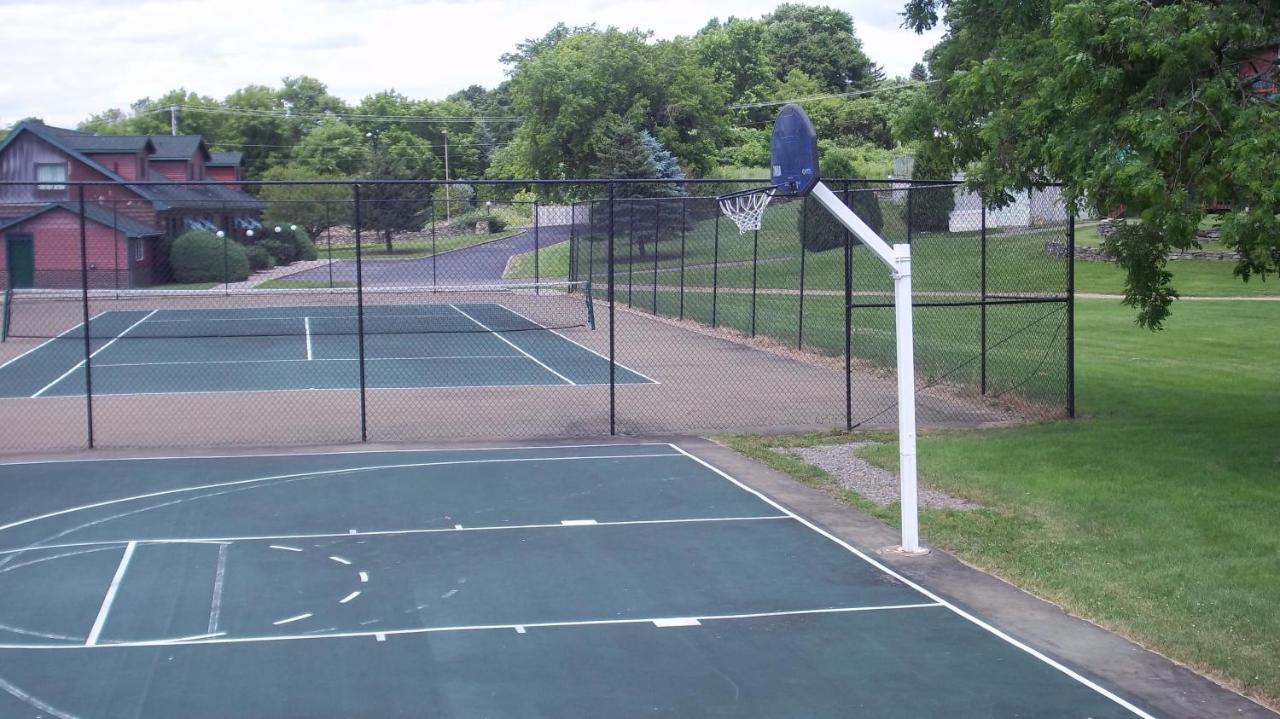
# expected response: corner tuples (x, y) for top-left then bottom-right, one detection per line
(246, 244), (275, 272)
(169, 230), (250, 283)
(258, 238), (296, 265)
(800, 190), (883, 253)
(907, 155), (956, 232)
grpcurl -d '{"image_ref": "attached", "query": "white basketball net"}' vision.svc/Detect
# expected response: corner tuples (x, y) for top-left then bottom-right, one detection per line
(718, 188), (774, 233)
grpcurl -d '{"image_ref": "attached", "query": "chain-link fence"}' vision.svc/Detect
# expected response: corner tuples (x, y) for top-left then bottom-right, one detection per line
(0, 178), (1072, 452)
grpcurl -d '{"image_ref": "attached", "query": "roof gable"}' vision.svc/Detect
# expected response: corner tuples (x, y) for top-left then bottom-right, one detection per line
(0, 202), (161, 238)
(149, 135), (210, 161)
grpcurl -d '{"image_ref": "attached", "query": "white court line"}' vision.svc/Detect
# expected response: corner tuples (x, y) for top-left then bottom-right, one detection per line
(664, 444), (1156, 719)
(495, 303), (659, 384)
(339, 591), (361, 604)
(0, 516), (788, 558)
(9, 602), (941, 650)
(0, 452), (683, 536)
(208, 543), (229, 633)
(272, 613), (312, 626)
(304, 317), (313, 361)
(0, 675), (80, 719)
(560, 519), (597, 526)
(329, 556), (351, 565)
(90, 355), (524, 368)
(0, 309), (108, 372)
(653, 618), (700, 627)
(448, 304), (576, 385)
(0, 441), (673, 466)
(85, 541), (136, 647)
(5, 378), (659, 400)
(359, 572), (369, 583)
(31, 309), (158, 397)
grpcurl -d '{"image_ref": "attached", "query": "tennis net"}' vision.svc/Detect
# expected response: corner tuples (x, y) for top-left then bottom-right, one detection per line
(1, 281), (594, 341)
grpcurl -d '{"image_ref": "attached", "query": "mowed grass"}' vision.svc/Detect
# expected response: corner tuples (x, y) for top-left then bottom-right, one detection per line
(320, 230), (517, 260)
(504, 241), (571, 279)
(729, 298), (1280, 707)
(1075, 259), (1280, 297)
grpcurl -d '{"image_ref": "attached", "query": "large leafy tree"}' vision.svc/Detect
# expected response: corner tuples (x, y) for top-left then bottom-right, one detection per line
(763, 4), (878, 92)
(899, 0), (1280, 328)
(510, 28), (727, 178)
(361, 128), (436, 252)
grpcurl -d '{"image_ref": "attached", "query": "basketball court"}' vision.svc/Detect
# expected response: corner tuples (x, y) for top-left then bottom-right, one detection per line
(0, 443), (1152, 717)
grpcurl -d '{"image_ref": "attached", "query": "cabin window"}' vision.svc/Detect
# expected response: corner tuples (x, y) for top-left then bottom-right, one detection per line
(35, 163), (67, 190)
(134, 238), (145, 262)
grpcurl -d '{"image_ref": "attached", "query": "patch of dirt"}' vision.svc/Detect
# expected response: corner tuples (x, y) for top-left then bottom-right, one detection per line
(775, 442), (980, 511)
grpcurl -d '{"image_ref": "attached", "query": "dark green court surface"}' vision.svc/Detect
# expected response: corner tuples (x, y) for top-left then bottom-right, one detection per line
(0, 303), (652, 398)
(0, 444), (1153, 717)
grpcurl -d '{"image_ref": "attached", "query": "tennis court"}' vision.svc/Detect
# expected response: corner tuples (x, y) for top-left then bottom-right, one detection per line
(0, 285), (653, 398)
(0, 442), (1150, 717)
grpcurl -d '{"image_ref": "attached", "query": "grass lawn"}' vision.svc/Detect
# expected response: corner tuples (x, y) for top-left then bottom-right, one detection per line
(504, 241), (571, 280)
(1075, 259), (1279, 297)
(255, 279), (355, 289)
(726, 298), (1280, 707)
(320, 230), (518, 260)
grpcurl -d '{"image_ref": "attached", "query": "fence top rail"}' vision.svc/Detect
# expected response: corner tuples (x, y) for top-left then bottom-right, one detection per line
(0, 178), (1061, 189)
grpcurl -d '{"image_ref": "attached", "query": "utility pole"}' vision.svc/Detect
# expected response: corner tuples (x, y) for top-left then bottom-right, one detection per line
(442, 129), (451, 222)
(170, 105), (178, 136)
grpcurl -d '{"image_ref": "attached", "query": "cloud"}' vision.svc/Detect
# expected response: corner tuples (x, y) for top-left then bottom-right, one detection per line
(0, 0), (941, 127)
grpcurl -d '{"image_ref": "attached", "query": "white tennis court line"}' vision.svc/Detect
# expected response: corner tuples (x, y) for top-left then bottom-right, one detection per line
(0, 309), (108, 372)
(494, 303), (659, 384)
(664, 444), (1156, 719)
(85, 541), (136, 647)
(30, 309), (158, 398)
(0, 516), (789, 558)
(208, 543), (229, 634)
(89, 355), (526, 368)
(447, 304), (576, 385)
(6, 602), (942, 650)
(303, 317), (313, 361)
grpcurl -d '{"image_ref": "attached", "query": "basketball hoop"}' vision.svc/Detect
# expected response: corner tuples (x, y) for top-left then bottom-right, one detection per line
(717, 185), (775, 234)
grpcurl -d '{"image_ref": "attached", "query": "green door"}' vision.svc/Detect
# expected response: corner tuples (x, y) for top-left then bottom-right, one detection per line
(5, 235), (34, 289)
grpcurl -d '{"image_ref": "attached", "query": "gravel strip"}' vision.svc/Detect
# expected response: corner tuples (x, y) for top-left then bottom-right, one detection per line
(776, 442), (979, 511)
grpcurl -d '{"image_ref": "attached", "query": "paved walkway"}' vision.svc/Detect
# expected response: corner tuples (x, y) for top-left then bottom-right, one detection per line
(278, 225), (572, 286)
(212, 259), (333, 292)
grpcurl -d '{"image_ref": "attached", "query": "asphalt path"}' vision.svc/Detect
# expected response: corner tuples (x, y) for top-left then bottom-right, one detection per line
(286, 225), (572, 286)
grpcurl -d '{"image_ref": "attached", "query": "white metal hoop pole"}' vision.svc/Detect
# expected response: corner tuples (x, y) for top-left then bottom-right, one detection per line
(808, 181), (922, 554)
(892, 244), (921, 553)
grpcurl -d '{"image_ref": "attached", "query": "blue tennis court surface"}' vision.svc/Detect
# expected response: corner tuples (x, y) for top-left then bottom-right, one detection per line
(0, 444), (1150, 717)
(0, 302), (652, 398)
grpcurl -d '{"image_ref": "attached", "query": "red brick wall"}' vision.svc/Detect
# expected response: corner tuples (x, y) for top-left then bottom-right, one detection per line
(0, 208), (148, 288)
(207, 166), (239, 186)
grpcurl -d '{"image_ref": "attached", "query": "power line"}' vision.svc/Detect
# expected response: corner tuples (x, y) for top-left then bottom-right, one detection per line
(208, 139), (508, 150)
(147, 105), (519, 124)
(727, 80), (936, 109)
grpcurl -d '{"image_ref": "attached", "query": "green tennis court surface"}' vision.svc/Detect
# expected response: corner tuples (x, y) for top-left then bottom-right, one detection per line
(0, 302), (652, 398)
(0, 444), (1149, 717)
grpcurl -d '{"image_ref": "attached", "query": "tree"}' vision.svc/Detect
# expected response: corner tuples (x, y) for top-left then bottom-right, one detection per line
(361, 128), (436, 252)
(763, 4), (877, 92)
(259, 165), (353, 239)
(509, 28), (727, 178)
(909, 62), (929, 82)
(500, 23), (597, 71)
(593, 122), (660, 257)
(278, 76), (348, 117)
(898, 0), (1280, 328)
(223, 85), (298, 177)
(292, 120), (366, 177)
(692, 18), (777, 122)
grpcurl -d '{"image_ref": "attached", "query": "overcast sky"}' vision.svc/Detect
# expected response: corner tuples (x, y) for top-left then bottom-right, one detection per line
(1, 0), (942, 128)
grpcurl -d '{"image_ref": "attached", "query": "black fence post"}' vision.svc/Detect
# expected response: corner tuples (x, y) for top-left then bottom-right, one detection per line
(607, 184), (617, 435)
(533, 200), (540, 292)
(679, 197), (687, 320)
(797, 200), (807, 349)
(652, 198), (659, 313)
(221, 207), (230, 293)
(1067, 212), (1076, 418)
(906, 186), (914, 246)
(712, 211), (720, 328)
(751, 229), (759, 337)
(325, 200), (334, 289)
(980, 204), (988, 395)
(843, 181), (853, 431)
(627, 199), (634, 307)
(587, 202), (595, 285)
(78, 186), (94, 449)
(354, 183), (368, 442)
(430, 197), (438, 290)
(111, 200), (120, 291)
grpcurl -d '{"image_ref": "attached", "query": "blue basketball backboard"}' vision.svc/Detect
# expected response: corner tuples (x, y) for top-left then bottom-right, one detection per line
(770, 104), (819, 196)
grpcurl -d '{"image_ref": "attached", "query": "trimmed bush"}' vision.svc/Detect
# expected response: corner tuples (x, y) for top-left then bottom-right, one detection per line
(800, 190), (883, 253)
(259, 238), (296, 265)
(246, 244), (275, 271)
(169, 230), (249, 283)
